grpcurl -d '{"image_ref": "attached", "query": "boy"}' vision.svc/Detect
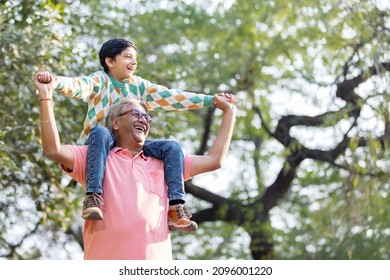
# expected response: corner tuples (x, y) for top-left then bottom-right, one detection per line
(36, 38), (235, 232)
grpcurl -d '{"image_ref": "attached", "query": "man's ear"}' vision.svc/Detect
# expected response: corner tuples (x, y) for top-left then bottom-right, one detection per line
(111, 118), (119, 131)
(105, 57), (114, 69)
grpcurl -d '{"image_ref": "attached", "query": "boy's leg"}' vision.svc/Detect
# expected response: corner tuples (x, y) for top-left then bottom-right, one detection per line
(83, 125), (116, 220)
(143, 139), (185, 202)
(143, 139), (197, 232)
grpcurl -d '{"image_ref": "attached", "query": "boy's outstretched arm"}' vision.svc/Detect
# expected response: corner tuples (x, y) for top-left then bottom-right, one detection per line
(34, 74), (75, 170)
(188, 93), (237, 178)
(35, 70), (97, 101)
(141, 77), (236, 111)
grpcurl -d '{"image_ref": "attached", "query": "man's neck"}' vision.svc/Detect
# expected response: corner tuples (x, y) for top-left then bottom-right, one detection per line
(128, 148), (142, 156)
(116, 141), (143, 156)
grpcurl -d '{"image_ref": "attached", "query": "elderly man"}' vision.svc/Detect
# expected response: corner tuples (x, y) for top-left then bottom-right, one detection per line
(34, 77), (236, 260)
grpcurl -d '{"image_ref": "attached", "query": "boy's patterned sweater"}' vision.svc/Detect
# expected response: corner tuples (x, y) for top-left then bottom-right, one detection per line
(55, 70), (215, 144)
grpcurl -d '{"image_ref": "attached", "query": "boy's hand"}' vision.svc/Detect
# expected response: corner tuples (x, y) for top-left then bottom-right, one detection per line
(34, 72), (56, 100)
(35, 71), (59, 88)
(214, 92), (236, 105)
(214, 93), (237, 112)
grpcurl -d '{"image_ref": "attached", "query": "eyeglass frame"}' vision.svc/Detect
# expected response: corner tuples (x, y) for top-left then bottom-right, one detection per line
(119, 108), (152, 123)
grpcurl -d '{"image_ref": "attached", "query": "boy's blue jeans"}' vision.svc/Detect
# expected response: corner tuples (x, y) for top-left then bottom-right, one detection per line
(85, 125), (185, 202)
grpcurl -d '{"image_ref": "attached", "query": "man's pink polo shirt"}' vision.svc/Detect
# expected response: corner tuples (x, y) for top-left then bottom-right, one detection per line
(62, 145), (193, 260)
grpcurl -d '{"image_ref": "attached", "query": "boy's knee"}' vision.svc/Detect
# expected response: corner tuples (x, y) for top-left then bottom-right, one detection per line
(91, 125), (106, 135)
(166, 140), (184, 158)
(166, 139), (181, 151)
(90, 126), (112, 142)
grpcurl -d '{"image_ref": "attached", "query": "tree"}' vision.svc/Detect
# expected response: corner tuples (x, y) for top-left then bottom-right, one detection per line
(0, 0), (389, 259)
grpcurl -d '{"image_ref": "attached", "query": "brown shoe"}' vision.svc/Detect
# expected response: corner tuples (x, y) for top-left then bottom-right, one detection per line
(82, 193), (103, 220)
(168, 204), (198, 232)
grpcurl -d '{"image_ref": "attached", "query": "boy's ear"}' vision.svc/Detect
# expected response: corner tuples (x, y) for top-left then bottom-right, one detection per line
(105, 57), (114, 69)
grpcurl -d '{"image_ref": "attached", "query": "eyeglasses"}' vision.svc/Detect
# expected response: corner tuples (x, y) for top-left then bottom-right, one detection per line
(119, 108), (152, 123)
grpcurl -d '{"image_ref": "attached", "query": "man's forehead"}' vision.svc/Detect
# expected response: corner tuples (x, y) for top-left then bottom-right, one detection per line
(124, 103), (144, 112)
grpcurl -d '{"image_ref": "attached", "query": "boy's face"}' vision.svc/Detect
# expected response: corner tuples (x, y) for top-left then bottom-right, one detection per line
(107, 47), (137, 81)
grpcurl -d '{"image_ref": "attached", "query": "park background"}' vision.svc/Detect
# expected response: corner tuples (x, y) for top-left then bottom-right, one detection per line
(0, 0), (389, 260)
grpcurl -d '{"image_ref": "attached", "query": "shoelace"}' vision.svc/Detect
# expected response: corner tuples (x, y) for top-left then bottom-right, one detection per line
(84, 193), (103, 208)
(183, 207), (192, 218)
(176, 205), (191, 219)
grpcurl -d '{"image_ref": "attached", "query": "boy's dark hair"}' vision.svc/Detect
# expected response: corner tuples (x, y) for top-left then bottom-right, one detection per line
(99, 39), (137, 72)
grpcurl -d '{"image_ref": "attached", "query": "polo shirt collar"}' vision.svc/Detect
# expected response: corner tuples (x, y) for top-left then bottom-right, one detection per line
(112, 147), (148, 160)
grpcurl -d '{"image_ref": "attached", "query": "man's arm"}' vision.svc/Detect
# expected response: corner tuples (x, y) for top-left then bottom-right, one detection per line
(188, 94), (237, 177)
(34, 73), (75, 170)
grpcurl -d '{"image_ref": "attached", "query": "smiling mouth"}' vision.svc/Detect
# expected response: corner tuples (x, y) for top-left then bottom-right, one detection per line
(134, 124), (146, 132)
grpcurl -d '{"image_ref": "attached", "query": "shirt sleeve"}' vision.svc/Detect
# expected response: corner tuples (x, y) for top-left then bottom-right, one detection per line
(60, 145), (88, 189)
(139, 77), (215, 111)
(55, 72), (102, 101)
(183, 155), (193, 181)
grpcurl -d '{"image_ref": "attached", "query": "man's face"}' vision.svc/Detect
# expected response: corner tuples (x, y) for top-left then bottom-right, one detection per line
(116, 103), (151, 147)
(109, 47), (137, 81)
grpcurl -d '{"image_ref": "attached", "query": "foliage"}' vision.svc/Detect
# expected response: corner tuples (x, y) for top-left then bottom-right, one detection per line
(0, 0), (389, 259)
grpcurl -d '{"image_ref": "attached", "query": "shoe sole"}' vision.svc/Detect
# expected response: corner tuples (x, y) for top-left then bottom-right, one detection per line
(169, 223), (198, 232)
(82, 212), (103, 220)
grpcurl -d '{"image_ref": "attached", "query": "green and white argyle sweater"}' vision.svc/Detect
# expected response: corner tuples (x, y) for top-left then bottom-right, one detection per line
(55, 70), (214, 144)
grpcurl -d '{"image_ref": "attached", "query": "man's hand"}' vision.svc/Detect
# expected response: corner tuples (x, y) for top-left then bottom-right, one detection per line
(35, 71), (52, 83)
(214, 92), (237, 105)
(34, 72), (56, 100)
(35, 71), (59, 88)
(214, 93), (237, 112)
